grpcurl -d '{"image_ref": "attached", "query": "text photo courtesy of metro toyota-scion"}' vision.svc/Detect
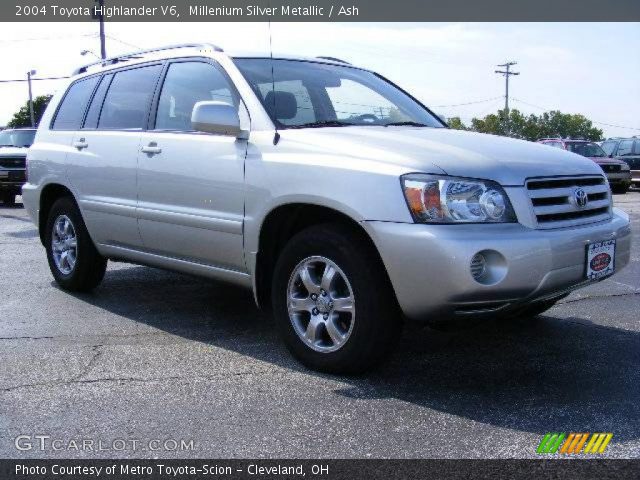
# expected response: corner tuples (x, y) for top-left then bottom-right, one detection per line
(1, 1), (640, 479)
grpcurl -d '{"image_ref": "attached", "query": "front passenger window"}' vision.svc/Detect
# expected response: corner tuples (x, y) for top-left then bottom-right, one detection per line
(155, 62), (238, 131)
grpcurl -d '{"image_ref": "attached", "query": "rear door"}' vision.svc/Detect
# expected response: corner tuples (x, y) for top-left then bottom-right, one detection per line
(66, 64), (163, 249)
(136, 59), (247, 271)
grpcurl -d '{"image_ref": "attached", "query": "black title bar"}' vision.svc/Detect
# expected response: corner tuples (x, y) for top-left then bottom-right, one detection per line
(5, 0), (640, 22)
(2, 459), (640, 480)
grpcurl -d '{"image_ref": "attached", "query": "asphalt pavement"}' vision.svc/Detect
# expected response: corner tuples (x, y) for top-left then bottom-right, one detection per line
(1, 192), (638, 459)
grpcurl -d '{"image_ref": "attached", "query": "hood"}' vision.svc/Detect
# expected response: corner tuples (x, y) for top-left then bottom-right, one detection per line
(0, 146), (28, 158)
(279, 127), (602, 186)
(586, 156), (627, 166)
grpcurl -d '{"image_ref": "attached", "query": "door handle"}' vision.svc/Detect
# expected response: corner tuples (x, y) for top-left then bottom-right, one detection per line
(73, 138), (88, 150)
(141, 142), (162, 155)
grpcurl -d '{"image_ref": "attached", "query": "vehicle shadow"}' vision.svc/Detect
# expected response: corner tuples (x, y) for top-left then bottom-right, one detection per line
(72, 263), (640, 442)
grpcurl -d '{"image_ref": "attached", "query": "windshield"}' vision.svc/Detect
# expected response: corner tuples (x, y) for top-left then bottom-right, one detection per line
(234, 58), (445, 129)
(0, 129), (36, 148)
(566, 142), (607, 158)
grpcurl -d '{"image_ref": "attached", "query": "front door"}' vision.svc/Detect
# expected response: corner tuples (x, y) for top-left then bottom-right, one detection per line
(136, 60), (247, 272)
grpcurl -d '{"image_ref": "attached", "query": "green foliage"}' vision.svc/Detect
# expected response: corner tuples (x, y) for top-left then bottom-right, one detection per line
(7, 95), (53, 128)
(446, 117), (468, 131)
(448, 108), (603, 141)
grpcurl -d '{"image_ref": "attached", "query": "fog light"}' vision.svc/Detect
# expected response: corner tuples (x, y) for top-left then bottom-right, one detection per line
(469, 250), (508, 285)
(470, 253), (487, 280)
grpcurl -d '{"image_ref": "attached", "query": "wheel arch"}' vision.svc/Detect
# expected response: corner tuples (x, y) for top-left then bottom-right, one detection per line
(253, 202), (392, 310)
(38, 183), (76, 245)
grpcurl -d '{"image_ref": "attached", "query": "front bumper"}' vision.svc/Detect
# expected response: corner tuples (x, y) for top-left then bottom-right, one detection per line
(364, 209), (631, 321)
(606, 171), (632, 185)
(0, 169), (26, 192)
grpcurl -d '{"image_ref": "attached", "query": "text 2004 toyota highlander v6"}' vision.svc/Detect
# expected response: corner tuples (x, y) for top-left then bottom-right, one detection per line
(22, 44), (631, 373)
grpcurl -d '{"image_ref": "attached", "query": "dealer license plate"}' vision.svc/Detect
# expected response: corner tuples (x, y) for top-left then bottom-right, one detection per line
(586, 239), (615, 280)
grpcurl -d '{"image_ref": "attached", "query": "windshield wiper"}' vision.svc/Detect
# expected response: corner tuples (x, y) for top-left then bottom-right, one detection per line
(384, 121), (429, 127)
(287, 120), (354, 129)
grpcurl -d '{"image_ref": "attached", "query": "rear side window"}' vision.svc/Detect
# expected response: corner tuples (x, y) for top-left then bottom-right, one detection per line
(52, 76), (100, 130)
(634, 141), (640, 155)
(83, 74), (112, 129)
(98, 65), (162, 130)
(155, 61), (238, 131)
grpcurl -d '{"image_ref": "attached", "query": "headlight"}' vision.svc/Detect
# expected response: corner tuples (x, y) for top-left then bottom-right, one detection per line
(401, 174), (517, 223)
(620, 163), (630, 171)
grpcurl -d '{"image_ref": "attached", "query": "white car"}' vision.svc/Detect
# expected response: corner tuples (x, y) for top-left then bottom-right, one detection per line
(23, 44), (631, 373)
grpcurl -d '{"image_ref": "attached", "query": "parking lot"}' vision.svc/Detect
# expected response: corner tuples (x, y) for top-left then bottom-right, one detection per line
(0, 191), (638, 459)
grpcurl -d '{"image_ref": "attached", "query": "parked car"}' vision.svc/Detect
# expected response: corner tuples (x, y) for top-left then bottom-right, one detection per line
(0, 127), (36, 206)
(601, 137), (640, 188)
(22, 44), (631, 373)
(537, 138), (632, 193)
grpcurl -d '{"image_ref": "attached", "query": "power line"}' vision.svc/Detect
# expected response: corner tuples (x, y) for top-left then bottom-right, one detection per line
(105, 35), (142, 50)
(0, 76), (69, 84)
(432, 96), (502, 108)
(0, 34), (96, 44)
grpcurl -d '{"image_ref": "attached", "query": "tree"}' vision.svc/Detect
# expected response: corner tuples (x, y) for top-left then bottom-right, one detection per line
(459, 108), (603, 142)
(7, 95), (53, 128)
(446, 117), (468, 130)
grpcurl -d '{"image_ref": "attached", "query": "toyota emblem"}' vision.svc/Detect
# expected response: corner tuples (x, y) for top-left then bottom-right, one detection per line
(574, 188), (589, 208)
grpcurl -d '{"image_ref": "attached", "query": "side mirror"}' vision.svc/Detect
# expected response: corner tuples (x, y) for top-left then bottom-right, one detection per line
(191, 101), (246, 138)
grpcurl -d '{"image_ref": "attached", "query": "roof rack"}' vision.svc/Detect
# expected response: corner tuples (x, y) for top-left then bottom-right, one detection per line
(73, 43), (224, 75)
(316, 56), (351, 65)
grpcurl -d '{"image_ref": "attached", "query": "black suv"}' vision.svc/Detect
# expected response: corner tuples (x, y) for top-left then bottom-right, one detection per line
(601, 137), (640, 188)
(0, 128), (35, 206)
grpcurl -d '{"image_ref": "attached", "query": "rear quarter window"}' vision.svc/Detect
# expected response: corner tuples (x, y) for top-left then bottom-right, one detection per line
(51, 76), (100, 130)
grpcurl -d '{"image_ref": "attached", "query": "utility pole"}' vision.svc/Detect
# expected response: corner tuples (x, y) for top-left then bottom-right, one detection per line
(495, 61), (519, 135)
(93, 0), (107, 60)
(27, 70), (36, 127)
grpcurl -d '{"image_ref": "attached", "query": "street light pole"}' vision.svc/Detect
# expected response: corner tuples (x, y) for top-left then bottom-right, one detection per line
(27, 70), (36, 127)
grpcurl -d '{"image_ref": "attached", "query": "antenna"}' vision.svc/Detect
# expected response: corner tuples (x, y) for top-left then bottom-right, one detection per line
(268, 19), (279, 145)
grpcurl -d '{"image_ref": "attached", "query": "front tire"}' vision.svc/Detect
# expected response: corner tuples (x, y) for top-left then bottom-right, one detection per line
(612, 184), (629, 194)
(272, 224), (401, 374)
(44, 197), (107, 292)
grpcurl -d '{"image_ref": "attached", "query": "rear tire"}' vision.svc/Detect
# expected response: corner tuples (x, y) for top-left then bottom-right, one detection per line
(44, 197), (107, 292)
(2, 192), (16, 206)
(272, 223), (401, 374)
(612, 185), (629, 194)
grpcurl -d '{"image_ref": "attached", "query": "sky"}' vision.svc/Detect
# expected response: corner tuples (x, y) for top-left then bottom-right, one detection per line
(0, 22), (638, 138)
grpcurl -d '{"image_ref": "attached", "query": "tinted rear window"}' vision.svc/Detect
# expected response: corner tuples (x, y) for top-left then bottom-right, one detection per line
(52, 76), (100, 130)
(98, 65), (162, 130)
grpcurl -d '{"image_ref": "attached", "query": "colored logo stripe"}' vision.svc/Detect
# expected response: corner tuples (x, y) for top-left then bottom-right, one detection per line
(538, 433), (613, 454)
(537, 433), (566, 453)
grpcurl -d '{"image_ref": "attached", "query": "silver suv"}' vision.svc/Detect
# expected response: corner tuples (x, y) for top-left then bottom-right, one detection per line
(23, 44), (631, 373)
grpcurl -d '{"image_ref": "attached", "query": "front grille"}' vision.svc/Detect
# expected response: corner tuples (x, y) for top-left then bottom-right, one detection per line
(526, 175), (611, 229)
(0, 157), (25, 169)
(600, 164), (621, 173)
